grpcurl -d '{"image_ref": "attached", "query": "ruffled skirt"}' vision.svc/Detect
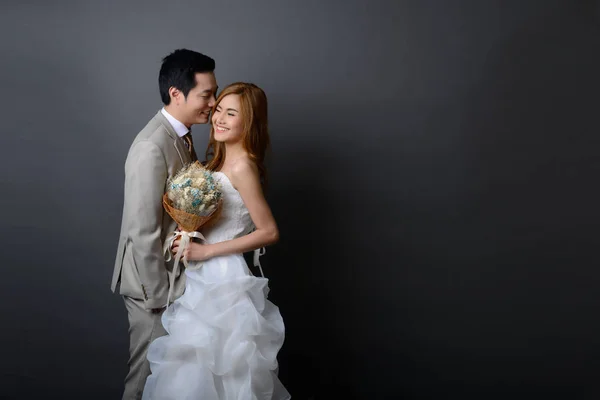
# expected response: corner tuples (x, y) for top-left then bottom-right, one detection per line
(142, 254), (290, 400)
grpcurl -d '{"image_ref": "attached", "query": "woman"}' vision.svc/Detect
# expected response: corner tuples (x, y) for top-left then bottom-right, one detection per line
(143, 82), (290, 399)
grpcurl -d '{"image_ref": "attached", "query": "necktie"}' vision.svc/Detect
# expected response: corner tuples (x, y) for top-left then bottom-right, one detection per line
(183, 132), (198, 162)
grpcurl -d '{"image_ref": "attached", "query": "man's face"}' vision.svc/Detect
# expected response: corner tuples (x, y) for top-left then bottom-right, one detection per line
(178, 72), (218, 127)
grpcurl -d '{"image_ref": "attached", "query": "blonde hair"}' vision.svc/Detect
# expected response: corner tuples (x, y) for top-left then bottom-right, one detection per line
(205, 82), (270, 186)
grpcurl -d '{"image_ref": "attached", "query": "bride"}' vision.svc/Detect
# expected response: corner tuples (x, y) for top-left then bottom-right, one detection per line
(142, 82), (290, 400)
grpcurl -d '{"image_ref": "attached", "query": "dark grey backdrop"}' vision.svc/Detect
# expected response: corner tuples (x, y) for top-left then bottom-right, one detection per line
(2, 1), (600, 399)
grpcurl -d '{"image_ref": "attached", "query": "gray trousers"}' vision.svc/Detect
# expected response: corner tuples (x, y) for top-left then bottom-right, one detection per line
(122, 296), (167, 400)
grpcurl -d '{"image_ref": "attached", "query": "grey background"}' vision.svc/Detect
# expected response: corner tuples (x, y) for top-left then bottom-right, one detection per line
(1, 0), (600, 399)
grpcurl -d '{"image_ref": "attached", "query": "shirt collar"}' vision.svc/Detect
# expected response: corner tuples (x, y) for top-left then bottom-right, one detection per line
(161, 108), (189, 138)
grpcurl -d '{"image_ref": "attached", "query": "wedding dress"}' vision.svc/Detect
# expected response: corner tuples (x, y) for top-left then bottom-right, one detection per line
(143, 171), (290, 400)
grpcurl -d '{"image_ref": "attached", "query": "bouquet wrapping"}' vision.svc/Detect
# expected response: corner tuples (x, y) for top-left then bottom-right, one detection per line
(161, 161), (222, 306)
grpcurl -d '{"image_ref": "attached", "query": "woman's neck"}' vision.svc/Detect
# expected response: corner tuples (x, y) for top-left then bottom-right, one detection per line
(222, 142), (247, 168)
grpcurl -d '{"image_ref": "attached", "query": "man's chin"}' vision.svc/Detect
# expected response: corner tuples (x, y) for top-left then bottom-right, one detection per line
(195, 114), (210, 124)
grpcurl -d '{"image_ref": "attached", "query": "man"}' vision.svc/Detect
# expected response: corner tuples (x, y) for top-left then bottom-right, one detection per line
(111, 49), (218, 399)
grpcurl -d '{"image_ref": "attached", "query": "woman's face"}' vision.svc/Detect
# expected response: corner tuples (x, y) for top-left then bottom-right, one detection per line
(212, 94), (243, 144)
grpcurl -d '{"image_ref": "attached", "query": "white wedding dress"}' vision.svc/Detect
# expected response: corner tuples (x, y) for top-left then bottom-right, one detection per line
(143, 171), (290, 400)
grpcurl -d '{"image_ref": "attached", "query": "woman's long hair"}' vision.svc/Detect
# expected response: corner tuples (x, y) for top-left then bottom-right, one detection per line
(205, 82), (269, 187)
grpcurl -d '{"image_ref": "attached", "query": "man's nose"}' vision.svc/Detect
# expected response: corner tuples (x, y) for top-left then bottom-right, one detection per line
(208, 95), (216, 108)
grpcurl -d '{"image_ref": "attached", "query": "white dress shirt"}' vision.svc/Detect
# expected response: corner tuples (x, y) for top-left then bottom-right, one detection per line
(161, 108), (189, 138)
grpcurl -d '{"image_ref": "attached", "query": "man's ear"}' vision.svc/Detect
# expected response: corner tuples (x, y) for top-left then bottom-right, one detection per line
(169, 87), (181, 105)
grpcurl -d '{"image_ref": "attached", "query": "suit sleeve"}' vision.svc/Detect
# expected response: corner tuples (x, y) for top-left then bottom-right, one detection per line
(124, 140), (169, 309)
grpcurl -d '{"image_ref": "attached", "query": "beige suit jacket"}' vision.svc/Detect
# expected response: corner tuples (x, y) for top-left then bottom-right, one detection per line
(111, 111), (192, 309)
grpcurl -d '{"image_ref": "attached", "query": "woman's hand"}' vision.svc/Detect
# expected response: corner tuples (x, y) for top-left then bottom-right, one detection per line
(172, 240), (214, 262)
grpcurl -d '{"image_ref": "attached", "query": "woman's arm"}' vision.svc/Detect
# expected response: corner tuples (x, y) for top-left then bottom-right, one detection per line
(173, 159), (278, 261)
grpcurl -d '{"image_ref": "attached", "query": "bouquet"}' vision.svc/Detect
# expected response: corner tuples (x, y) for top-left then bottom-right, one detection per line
(162, 161), (223, 306)
(163, 161), (223, 231)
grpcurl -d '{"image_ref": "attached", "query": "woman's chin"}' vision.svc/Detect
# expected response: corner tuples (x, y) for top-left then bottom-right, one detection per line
(213, 134), (241, 145)
(213, 133), (225, 142)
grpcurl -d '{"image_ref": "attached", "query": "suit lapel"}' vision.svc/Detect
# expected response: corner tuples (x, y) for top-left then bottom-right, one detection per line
(155, 111), (190, 166)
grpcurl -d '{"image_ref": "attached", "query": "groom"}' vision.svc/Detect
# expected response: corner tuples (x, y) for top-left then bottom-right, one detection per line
(111, 49), (218, 400)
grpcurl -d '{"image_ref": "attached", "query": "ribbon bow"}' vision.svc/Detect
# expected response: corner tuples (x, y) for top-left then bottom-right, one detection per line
(253, 247), (266, 277)
(162, 230), (206, 309)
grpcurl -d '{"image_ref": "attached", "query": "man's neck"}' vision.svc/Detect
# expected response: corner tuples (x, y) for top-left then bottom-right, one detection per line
(164, 105), (190, 129)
